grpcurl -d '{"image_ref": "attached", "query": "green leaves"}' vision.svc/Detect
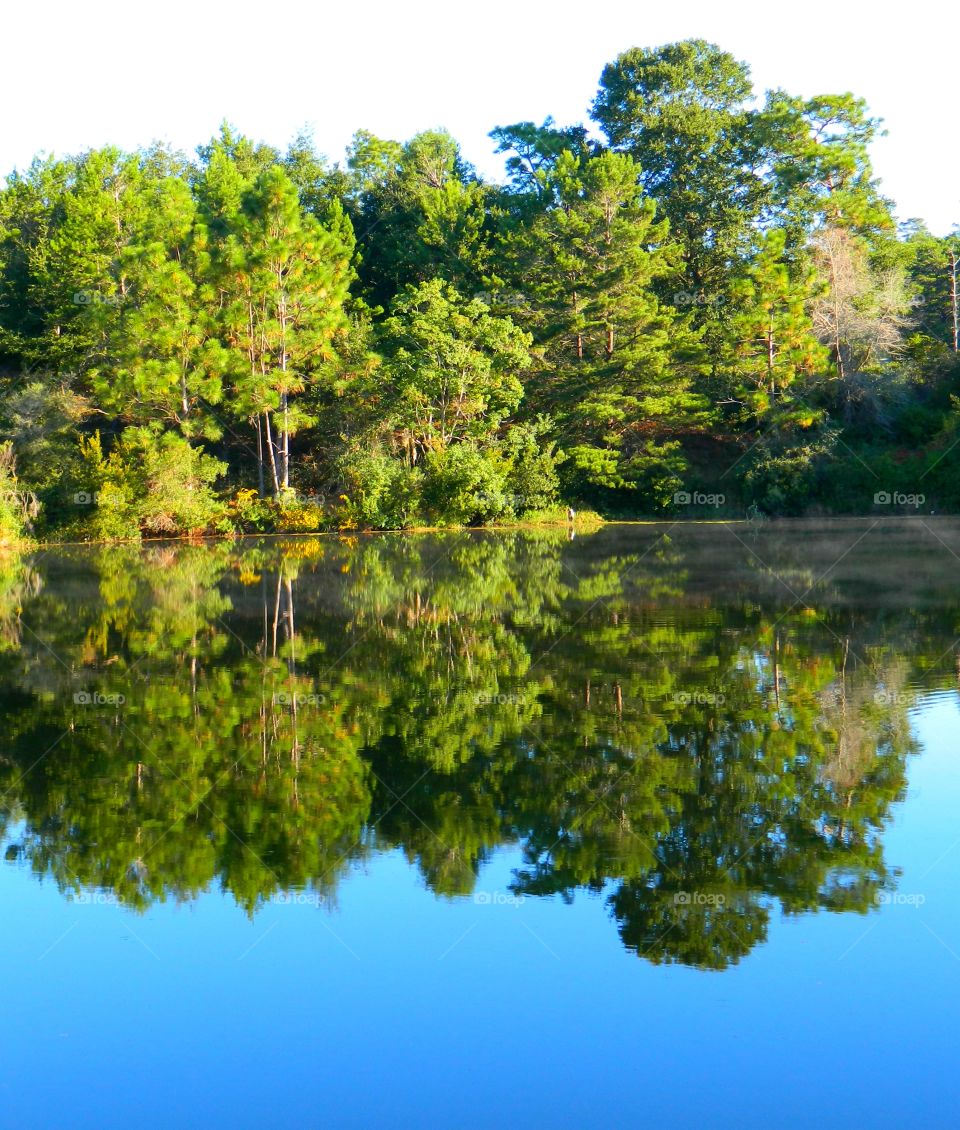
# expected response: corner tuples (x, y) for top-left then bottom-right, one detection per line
(208, 164), (355, 494)
(333, 281), (541, 527)
(0, 42), (956, 529)
(760, 91), (893, 237)
(497, 148), (706, 500)
(379, 279), (529, 450)
(592, 41), (764, 310)
(0, 532), (928, 958)
(726, 227), (828, 419)
(347, 128), (491, 308)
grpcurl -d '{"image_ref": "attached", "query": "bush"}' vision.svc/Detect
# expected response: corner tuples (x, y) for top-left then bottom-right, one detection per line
(228, 488), (277, 533)
(275, 489), (328, 533)
(336, 444), (424, 529)
(334, 424), (563, 529)
(742, 432), (838, 516)
(77, 428), (228, 541)
(421, 443), (511, 525)
(501, 419), (563, 514)
(0, 443), (37, 546)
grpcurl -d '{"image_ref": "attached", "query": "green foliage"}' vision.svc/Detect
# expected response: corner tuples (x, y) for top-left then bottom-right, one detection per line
(77, 429), (228, 540)
(421, 442), (510, 525)
(0, 443), (35, 545)
(347, 128), (491, 309)
(228, 487), (279, 532)
(336, 442), (424, 528)
(499, 418), (563, 512)
(378, 279), (529, 449)
(742, 430), (839, 515)
(0, 530), (937, 966)
(591, 40), (763, 314)
(496, 148), (706, 502)
(727, 228), (827, 411)
(0, 43), (957, 530)
(489, 116), (591, 196)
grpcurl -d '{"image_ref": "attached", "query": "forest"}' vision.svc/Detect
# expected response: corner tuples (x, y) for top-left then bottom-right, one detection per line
(1, 38), (958, 544)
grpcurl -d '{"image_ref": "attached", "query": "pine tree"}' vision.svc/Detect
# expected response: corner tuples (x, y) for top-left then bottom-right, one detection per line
(91, 173), (228, 440)
(501, 150), (706, 498)
(218, 167), (354, 496)
(591, 41), (766, 312)
(728, 229), (827, 421)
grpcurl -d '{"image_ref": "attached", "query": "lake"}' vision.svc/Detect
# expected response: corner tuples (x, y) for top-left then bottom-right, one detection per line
(1, 519), (958, 1128)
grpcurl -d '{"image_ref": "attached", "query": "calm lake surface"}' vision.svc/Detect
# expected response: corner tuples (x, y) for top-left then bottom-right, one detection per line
(1, 519), (958, 1128)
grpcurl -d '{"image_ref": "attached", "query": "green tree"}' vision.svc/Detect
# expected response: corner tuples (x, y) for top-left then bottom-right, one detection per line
(91, 174), (228, 440)
(760, 92), (895, 239)
(591, 41), (766, 313)
(501, 149), (706, 502)
(348, 129), (491, 308)
(335, 281), (535, 525)
(728, 228), (828, 414)
(489, 117), (591, 197)
(218, 167), (354, 496)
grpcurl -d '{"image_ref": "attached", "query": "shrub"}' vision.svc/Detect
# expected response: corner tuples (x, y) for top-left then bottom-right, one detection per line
(77, 428), (228, 541)
(421, 443), (511, 525)
(336, 444), (424, 529)
(501, 419), (563, 514)
(0, 443), (37, 546)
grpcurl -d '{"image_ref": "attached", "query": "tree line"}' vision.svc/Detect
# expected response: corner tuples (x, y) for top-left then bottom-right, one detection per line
(1, 39), (958, 542)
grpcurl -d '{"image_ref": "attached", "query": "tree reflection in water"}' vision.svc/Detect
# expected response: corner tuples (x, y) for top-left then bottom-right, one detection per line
(1, 521), (955, 969)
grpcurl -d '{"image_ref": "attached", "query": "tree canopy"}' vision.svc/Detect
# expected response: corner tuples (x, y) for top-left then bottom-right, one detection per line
(1, 43), (958, 545)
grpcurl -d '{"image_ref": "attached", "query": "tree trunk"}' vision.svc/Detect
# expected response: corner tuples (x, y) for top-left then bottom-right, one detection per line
(263, 411), (281, 497)
(281, 393), (290, 491)
(255, 416), (266, 498)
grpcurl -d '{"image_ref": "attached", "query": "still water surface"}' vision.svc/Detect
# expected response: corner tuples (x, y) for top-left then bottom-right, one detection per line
(1, 520), (958, 1127)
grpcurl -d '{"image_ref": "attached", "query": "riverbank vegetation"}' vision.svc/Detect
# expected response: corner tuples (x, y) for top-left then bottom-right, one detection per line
(1, 39), (958, 541)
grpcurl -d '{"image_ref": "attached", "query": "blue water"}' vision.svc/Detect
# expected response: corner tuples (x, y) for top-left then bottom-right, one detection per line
(0, 697), (955, 1129)
(1, 526), (959, 1127)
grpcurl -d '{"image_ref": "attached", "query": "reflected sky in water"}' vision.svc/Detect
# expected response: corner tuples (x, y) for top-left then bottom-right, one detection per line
(1, 520), (958, 1127)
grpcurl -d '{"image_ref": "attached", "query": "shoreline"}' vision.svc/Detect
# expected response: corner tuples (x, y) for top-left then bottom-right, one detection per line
(13, 511), (955, 551)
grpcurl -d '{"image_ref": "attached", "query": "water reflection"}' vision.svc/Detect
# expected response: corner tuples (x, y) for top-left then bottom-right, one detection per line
(1, 520), (957, 969)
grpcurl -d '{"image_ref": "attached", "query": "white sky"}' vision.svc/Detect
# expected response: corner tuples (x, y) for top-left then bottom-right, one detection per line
(3, 0), (956, 233)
